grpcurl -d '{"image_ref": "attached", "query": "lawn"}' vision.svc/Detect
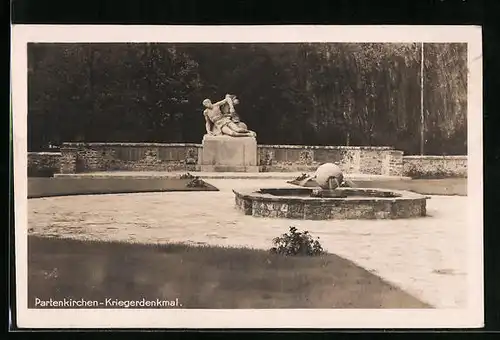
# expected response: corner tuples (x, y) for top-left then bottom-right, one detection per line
(28, 177), (218, 198)
(28, 236), (431, 309)
(28, 177), (466, 198)
(354, 178), (466, 196)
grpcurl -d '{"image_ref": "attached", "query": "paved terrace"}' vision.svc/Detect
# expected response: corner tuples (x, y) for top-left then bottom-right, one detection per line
(28, 178), (467, 309)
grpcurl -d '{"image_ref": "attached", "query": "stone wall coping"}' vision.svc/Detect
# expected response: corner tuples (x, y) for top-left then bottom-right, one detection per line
(30, 149), (466, 159)
(403, 155), (467, 160)
(233, 187), (426, 202)
(58, 142), (397, 151)
(257, 145), (395, 150)
(28, 152), (62, 156)
(61, 142), (202, 148)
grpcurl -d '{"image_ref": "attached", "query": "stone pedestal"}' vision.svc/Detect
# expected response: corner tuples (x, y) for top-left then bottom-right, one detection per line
(200, 135), (258, 172)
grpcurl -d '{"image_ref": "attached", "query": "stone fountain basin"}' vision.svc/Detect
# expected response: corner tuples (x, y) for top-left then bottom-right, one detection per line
(233, 187), (430, 220)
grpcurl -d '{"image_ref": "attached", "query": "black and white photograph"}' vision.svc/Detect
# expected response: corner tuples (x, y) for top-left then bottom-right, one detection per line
(12, 25), (483, 329)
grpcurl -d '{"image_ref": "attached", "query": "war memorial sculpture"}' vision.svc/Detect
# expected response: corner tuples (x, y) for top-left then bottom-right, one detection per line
(200, 94), (258, 172)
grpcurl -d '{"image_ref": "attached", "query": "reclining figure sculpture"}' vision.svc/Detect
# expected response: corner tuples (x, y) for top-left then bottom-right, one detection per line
(203, 94), (256, 138)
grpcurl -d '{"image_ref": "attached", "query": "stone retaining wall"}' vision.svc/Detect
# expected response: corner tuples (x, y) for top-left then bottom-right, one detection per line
(402, 155), (467, 178)
(27, 152), (61, 176)
(59, 143), (202, 173)
(27, 143), (467, 178)
(258, 145), (403, 176)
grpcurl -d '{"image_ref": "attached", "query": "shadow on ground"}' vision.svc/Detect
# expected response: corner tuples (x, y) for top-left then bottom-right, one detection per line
(28, 235), (432, 309)
(28, 177), (218, 198)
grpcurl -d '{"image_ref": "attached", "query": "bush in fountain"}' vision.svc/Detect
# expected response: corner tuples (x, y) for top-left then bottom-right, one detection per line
(294, 173), (309, 182)
(179, 172), (196, 179)
(270, 227), (326, 256)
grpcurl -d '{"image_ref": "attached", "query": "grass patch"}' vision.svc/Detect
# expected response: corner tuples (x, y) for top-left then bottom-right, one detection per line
(354, 178), (466, 196)
(28, 177), (218, 198)
(28, 235), (431, 309)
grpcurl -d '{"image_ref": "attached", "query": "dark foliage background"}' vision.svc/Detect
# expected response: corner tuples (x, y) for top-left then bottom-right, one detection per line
(28, 43), (467, 155)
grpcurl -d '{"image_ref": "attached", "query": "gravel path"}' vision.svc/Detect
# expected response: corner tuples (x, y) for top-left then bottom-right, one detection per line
(28, 179), (467, 309)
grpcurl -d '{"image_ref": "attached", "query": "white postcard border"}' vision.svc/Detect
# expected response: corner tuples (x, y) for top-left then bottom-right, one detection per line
(11, 25), (484, 329)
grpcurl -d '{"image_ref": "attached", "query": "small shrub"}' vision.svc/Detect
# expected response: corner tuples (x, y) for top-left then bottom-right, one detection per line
(180, 172), (196, 179)
(186, 177), (208, 188)
(270, 226), (326, 256)
(181, 172), (207, 188)
(405, 167), (454, 179)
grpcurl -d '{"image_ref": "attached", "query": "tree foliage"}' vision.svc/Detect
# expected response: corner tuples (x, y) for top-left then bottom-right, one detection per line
(28, 43), (467, 155)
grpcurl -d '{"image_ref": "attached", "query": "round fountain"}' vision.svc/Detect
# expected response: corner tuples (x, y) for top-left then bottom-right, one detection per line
(233, 163), (429, 220)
